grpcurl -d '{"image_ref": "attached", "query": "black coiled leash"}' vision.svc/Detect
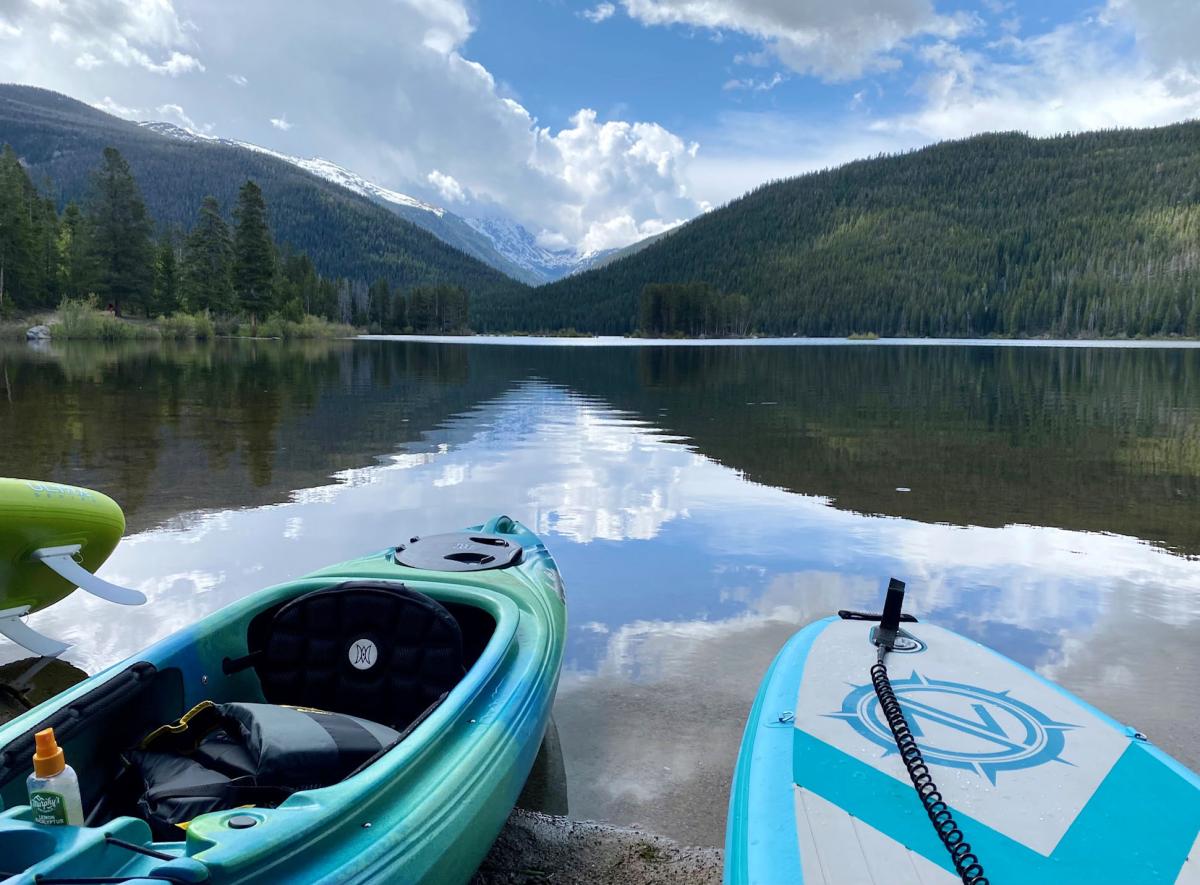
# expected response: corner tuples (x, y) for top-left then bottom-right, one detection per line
(872, 579), (989, 885)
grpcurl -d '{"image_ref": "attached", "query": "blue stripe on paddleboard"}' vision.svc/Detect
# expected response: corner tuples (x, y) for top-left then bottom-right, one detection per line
(726, 617), (835, 885)
(793, 730), (1200, 884)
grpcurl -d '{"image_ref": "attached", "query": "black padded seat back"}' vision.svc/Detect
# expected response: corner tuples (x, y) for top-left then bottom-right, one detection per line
(254, 581), (464, 731)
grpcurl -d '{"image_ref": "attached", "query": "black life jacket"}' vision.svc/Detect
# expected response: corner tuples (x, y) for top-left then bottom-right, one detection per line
(129, 701), (399, 839)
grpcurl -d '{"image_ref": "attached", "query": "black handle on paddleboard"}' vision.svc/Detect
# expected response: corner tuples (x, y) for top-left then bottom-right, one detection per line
(875, 577), (906, 650)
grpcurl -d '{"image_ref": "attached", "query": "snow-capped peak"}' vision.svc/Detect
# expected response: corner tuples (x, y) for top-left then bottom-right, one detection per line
(464, 216), (579, 272)
(137, 119), (622, 283)
(138, 120), (443, 217)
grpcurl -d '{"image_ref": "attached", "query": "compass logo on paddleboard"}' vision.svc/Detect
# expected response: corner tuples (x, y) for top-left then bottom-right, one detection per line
(829, 671), (1076, 784)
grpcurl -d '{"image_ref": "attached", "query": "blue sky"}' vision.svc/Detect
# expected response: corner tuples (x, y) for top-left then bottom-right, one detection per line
(531, 3), (1109, 126)
(1, 0), (1196, 252)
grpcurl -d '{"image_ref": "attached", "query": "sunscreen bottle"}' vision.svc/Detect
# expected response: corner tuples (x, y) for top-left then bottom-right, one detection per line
(27, 728), (84, 826)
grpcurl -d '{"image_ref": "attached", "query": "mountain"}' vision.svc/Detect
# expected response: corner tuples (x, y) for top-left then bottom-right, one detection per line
(0, 84), (527, 299)
(473, 124), (1200, 337)
(139, 120), (619, 285)
(135, 121), (545, 284)
(584, 228), (673, 271)
(461, 215), (619, 281)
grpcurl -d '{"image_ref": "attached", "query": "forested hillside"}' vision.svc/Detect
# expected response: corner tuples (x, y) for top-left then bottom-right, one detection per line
(0, 85), (526, 301)
(475, 125), (1200, 337)
(0, 140), (470, 334)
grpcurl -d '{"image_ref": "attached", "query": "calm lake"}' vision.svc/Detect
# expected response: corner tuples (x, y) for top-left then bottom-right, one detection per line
(1, 336), (1198, 847)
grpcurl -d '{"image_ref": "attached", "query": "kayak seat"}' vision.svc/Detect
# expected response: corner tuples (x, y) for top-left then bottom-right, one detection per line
(248, 580), (465, 732)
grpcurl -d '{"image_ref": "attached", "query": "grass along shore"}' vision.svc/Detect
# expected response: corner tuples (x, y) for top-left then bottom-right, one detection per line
(1, 298), (358, 341)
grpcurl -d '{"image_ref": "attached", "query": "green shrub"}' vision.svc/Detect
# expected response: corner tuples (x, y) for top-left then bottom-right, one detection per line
(52, 297), (160, 340)
(236, 313), (356, 339)
(158, 311), (215, 340)
(288, 315), (357, 339)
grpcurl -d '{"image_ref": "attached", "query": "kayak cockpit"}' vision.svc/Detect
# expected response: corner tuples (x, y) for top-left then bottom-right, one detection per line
(0, 575), (504, 882)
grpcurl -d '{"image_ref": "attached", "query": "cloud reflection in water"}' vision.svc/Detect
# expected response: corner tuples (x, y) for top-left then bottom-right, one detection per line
(5, 380), (1198, 845)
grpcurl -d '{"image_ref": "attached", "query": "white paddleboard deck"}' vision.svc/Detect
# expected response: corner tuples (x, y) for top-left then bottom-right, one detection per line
(726, 616), (1200, 885)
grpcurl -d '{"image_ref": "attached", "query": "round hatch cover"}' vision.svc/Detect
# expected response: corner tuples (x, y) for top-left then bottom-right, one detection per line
(394, 532), (524, 572)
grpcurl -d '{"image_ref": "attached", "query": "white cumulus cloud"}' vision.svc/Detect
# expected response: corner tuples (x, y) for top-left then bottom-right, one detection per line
(1105, 0), (1200, 74)
(619, 0), (975, 81)
(582, 2), (616, 23)
(93, 95), (141, 118)
(873, 25), (1200, 141)
(269, 115), (292, 131)
(427, 169), (466, 202)
(145, 50), (204, 76)
(723, 71), (785, 91)
(157, 102), (210, 132)
(0, 0), (203, 77)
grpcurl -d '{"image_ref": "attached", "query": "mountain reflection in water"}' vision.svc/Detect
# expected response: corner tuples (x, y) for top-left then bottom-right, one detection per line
(0, 338), (1197, 846)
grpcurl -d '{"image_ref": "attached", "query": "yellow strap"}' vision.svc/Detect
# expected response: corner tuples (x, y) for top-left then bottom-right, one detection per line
(139, 700), (218, 749)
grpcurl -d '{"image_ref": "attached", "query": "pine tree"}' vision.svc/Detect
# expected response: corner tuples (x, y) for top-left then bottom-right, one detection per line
(367, 278), (390, 331)
(58, 203), (96, 300)
(35, 196), (61, 306)
(0, 145), (33, 312)
(232, 180), (274, 332)
(181, 196), (234, 314)
(389, 287), (407, 332)
(85, 147), (154, 316)
(153, 230), (180, 316)
(409, 286), (434, 332)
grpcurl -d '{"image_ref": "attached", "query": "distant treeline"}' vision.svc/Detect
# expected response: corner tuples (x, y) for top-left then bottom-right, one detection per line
(0, 144), (468, 333)
(638, 283), (751, 337)
(473, 126), (1200, 337)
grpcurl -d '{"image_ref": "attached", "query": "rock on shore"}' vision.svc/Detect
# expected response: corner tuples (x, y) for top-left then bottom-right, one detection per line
(473, 809), (723, 885)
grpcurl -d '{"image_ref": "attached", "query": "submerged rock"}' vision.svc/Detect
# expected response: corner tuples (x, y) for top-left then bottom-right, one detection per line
(25, 324), (51, 340)
(0, 657), (89, 724)
(473, 810), (722, 885)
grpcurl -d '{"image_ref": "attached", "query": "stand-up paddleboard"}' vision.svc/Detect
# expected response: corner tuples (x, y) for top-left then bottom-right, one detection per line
(726, 579), (1200, 885)
(0, 478), (143, 657)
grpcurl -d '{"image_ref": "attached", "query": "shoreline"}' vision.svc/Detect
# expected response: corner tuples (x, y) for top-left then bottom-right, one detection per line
(358, 333), (1200, 348)
(472, 810), (722, 885)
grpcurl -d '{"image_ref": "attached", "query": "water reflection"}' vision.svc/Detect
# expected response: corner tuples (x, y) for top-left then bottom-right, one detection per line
(0, 339), (1198, 846)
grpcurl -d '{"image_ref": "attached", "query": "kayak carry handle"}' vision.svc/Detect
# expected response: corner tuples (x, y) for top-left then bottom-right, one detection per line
(480, 515), (515, 535)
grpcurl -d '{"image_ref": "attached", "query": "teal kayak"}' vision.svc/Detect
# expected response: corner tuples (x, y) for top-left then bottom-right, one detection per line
(726, 580), (1200, 885)
(0, 515), (566, 884)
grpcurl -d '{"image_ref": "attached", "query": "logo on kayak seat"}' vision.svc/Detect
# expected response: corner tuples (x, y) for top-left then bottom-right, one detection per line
(829, 671), (1076, 784)
(348, 638), (378, 670)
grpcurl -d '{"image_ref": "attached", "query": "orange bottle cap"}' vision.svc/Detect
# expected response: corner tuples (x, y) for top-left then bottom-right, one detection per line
(32, 727), (65, 778)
